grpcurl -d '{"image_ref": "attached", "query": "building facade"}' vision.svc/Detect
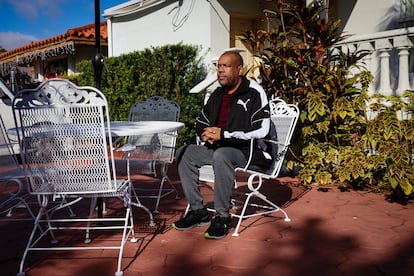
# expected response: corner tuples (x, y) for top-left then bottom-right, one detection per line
(0, 22), (108, 90)
(103, 0), (414, 97)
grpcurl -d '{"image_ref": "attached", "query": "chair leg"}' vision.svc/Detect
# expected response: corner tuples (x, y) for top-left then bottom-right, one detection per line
(184, 203), (190, 216)
(153, 177), (165, 213)
(126, 155), (155, 225)
(114, 206), (134, 276)
(153, 163), (180, 213)
(230, 173), (291, 236)
(232, 189), (291, 237)
(1, 179), (36, 221)
(131, 188), (155, 226)
(64, 196), (76, 217)
(3, 196), (35, 220)
(124, 185), (138, 243)
(232, 192), (255, 237)
(84, 197), (97, 244)
(253, 191), (291, 222)
(18, 195), (49, 275)
(48, 195), (77, 218)
(128, 207), (138, 243)
(161, 163), (180, 199)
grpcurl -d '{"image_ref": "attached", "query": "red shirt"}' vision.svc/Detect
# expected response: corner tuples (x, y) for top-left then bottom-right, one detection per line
(217, 93), (234, 129)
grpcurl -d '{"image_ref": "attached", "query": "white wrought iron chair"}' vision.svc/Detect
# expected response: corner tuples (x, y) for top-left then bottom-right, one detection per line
(194, 98), (299, 236)
(0, 113), (35, 221)
(12, 78), (138, 276)
(117, 96), (180, 213)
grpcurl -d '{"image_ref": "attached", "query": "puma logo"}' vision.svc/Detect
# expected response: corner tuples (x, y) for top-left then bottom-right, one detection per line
(237, 99), (250, 111)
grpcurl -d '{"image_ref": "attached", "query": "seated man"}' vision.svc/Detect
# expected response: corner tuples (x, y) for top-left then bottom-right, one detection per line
(173, 51), (272, 239)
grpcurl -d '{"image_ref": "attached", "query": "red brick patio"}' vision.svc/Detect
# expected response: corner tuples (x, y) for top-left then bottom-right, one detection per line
(1, 161), (413, 276)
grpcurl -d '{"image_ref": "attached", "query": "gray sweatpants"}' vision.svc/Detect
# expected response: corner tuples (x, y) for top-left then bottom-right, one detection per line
(176, 144), (247, 217)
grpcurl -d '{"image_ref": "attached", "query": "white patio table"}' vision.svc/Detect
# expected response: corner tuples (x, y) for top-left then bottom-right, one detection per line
(106, 120), (184, 137)
(8, 120), (184, 137)
(7, 120), (185, 223)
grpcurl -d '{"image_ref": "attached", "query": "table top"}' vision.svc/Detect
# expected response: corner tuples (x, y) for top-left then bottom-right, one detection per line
(8, 120), (185, 137)
(106, 121), (184, 136)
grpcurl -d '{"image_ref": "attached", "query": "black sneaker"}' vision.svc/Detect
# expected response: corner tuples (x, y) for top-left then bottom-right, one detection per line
(204, 216), (232, 239)
(172, 208), (210, 230)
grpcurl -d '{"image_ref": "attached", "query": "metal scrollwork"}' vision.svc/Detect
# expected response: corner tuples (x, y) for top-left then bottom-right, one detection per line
(14, 79), (106, 108)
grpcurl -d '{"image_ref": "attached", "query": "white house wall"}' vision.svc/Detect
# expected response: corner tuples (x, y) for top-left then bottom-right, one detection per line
(107, 0), (229, 66)
(105, 0), (413, 97)
(209, 0), (229, 65)
(338, 0), (401, 35)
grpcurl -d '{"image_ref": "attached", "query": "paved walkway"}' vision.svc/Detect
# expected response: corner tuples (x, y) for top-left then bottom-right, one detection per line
(1, 162), (413, 276)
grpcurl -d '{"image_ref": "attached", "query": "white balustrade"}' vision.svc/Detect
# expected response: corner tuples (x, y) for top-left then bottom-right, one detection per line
(337, 27), (414, 96)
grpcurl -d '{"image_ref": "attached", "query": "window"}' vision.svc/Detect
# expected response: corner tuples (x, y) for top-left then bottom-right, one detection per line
(44, 59), (67, 79)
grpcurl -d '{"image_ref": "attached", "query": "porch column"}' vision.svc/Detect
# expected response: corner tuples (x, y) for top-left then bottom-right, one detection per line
(376, 38), (393, 96)
(396, 47), (411, 96)
(38, 60), (44, 82)
(394, 35), (413, 96)
(377, 50), (392, 96)
(107, 18), (113, 57)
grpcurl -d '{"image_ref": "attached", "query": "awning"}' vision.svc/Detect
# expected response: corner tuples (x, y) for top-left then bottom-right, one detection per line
(103, 0), (166, 18)
(189, 71), (217, 94)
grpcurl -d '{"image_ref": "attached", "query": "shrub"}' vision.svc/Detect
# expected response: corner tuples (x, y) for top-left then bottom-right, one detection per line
(68, 43), (206, 146)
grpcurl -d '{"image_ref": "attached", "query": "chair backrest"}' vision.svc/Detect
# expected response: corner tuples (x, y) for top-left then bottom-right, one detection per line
(266, 98), (299, 177)
(12, 78), (118, 195)
(129, 96), (180, 122)
(0, 113), (24, 178)
(128, 96), (180, 161)
(244, 98), (299, 177)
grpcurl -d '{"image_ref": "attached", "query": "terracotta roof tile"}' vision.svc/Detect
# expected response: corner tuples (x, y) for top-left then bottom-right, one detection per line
(0, 22), (107, 61)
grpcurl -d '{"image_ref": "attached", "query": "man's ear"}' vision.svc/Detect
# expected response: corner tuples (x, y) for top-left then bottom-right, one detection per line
(238, 65), (243, 76)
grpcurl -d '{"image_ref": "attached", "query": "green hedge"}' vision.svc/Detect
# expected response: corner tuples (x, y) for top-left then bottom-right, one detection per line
(68, 43), (207, 146)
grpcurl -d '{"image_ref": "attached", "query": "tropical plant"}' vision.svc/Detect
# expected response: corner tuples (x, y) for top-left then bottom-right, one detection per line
(358, 93), (414, 198)
(239, 0), (413, 200)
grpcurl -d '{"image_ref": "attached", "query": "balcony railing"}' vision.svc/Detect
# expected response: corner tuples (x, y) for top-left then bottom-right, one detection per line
(336, 26), (414, 97)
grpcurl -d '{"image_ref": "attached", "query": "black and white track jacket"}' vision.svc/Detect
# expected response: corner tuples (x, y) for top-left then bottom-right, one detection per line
(195, 77), (272, 166)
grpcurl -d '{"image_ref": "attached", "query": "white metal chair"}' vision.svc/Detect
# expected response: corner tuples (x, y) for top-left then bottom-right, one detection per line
(118, 96), (180, 213)
(12, 78), (138, 276)
(195, 98), (299, 236)
(0, 113), (35, 221)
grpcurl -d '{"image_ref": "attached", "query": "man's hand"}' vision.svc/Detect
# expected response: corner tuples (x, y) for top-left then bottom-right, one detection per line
(201, 127), (221, 144)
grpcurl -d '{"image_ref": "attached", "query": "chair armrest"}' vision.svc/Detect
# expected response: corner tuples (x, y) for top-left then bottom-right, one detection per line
(265, 139), (290, 147)
(240, 139), (255, 171)
(239, 138), (290, 172)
